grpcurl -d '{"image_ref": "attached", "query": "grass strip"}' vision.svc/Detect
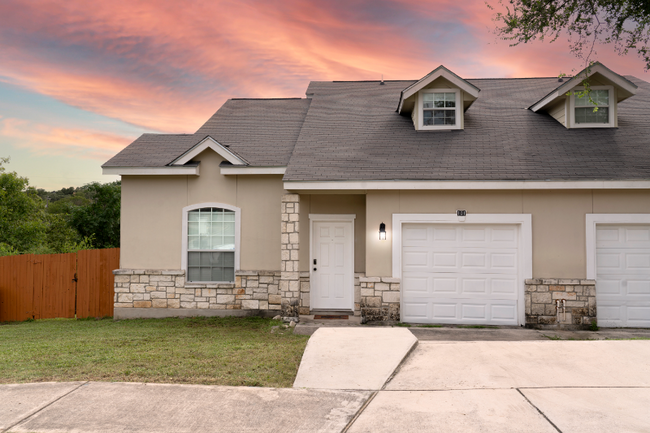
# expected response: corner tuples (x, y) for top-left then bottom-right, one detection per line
(0, 317), (308, 388)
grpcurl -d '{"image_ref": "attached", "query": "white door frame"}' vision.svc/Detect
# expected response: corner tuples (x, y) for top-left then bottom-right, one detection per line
(586, 214), (650, 279)
(309, 214), (356, 311)
(392, 213), (533, 325)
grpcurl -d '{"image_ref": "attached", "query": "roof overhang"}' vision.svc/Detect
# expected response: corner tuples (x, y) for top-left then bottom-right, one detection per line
(529, 62), (638, 112)
(398, 65), (481, 114)
(284, 179), (650, 191)
(220, 165), (286, 175)
(170, 136), (248, 166)
(102, 165), (200, 176)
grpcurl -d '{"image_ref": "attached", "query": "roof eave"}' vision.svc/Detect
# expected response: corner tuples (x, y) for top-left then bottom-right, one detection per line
(529, 62), (638, 112)
(398, 65), (480, 114)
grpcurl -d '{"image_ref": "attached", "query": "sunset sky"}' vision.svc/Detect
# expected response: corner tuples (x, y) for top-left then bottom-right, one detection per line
(1, 0), (648, 190)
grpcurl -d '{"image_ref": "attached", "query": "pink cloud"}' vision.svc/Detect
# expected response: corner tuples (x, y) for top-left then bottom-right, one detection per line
(0, 117), (132, 160)
(0, 0), (647, 139)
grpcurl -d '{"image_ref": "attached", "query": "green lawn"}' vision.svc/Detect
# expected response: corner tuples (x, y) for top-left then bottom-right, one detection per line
(0, 317), (308, 387)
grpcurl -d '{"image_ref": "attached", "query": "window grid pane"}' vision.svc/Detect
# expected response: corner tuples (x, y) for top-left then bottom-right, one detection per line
(187, 207), (236, 282)
(423, 92), (456, 126)
(575, 107), (609, 124)
(188, 251), (235, 282)
(188, 208), (236, 250)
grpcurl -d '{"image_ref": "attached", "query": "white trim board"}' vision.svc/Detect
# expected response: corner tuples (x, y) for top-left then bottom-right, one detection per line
(530, 62), (637, 112)
(399, 65), (480, 114)
(392, 213), (533, 326)
(585, 214), (650, 279)
(102, 166), (199, 176)
(172, 136), (248, 166)
(220, 166), (286, 175)
(308, 214), (356, 311)
(181, 202), (242, 283)
(285, 180), (650, 191)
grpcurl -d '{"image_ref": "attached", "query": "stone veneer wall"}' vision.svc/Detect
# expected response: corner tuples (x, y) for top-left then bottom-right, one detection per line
(359, 276), (401, 322)
(525, 278), (597, 328)
(280, 194), (300, 316)
(113, 269), (282, 311)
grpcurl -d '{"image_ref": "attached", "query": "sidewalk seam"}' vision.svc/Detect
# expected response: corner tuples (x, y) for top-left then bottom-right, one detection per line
(340, 391), (377, 433)
(1, 381), (88, 433)
(381, 339), (419, 390)
(516, 388), (563, 433)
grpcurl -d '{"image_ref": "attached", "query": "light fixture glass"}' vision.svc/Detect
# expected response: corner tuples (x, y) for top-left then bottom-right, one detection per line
(379, 222), (386, 240)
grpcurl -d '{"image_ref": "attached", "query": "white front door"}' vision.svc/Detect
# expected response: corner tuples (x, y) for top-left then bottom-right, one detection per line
(310, 217), (354, 310)
(401, 223), (521, 325)
(596, 224), (650, 327)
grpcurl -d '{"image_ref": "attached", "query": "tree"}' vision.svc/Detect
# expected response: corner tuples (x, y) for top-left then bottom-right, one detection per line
(0, 157), (48, 253)
(71, 181), (121, 249)
(490, 0), (650, 70)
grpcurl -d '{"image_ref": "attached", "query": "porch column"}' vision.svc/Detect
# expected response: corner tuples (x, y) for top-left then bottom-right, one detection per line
(280, 194), (300, 316)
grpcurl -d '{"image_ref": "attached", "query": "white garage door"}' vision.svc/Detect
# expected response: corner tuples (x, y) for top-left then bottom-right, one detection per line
(401, 224), (520, 325)
(595, 225), (650, 328)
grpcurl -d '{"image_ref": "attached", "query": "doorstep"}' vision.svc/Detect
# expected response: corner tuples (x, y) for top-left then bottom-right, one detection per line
(293, 314), (363, 336)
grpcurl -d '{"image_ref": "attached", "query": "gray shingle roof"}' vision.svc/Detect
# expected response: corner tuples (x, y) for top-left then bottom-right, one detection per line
(103, 133), (200, 167)
(283, 76), (650, 181)
(103, 98), (311, 167)
(104, 74), (650, 182)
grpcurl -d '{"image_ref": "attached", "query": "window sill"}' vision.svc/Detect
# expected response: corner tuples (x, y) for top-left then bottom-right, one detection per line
(185, 282), (236, 288)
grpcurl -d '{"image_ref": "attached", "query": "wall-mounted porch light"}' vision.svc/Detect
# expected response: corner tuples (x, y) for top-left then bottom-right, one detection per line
(379, 222), (387, 240)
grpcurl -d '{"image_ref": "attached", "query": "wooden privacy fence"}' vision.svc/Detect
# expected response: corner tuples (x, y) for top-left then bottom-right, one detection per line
(0, 248), (119, 322)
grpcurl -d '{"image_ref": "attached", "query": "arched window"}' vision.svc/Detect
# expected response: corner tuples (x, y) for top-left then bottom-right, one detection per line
(182, 203), (240, 282)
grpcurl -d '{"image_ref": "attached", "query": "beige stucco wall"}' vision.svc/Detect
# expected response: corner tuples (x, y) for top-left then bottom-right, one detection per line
(298, 194), (366, 273)
(365, 189), (650, 279)
(120, 150), (285, 270)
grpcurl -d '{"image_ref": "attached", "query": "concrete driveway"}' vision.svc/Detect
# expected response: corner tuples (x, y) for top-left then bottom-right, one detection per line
(2, 327), (649, 433)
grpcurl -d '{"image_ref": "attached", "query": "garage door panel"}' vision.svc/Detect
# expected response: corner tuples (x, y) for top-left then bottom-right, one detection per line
(402, 302), (428, 319)
(461, 303), (486, 320)
(596, 224), (650, 328)
(403, 251), (428, 267)
(402, 223), (521, 325)
(627, 253), (650, 269)
(596, 278), (623, 295)
(403, 299), (519, 324)
(597, 253), (622, 270)
(491, 253), (517, 269)
(597, 226), (650, 249)
(627, 279), (650, 295)
(492, 304), (517, 321)
(432, 303), (457, 320)
(433, 278), (458, 293)
(626, 228), (650, 243)
(433, 252), (457, 268)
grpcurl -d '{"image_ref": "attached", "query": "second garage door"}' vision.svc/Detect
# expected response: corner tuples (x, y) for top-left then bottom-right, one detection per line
(595, 224), (650, 327)
(401, 223), (521, 325)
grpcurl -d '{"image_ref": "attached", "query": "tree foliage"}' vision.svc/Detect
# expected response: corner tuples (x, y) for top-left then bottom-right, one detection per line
(0, 158), (120, 255)
(490, 0), (650, 70)
(70, 182), (121, 249)
(0, 158), (48, 253)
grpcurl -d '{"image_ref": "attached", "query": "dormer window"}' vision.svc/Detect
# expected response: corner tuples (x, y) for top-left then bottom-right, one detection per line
(419, 89), (461, 130)
(397, 66), (479, 132)
(571, 87), (613, 127)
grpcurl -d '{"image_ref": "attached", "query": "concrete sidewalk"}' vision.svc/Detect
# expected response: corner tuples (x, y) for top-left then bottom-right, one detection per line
(2, 327), (649, 433)
(1, 382), (370, 433)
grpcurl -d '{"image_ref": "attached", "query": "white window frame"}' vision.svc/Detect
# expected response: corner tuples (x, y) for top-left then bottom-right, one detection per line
(392, 213), (532, 326)
(181, 202), (241, 283)
(418, 88), (461, 131)
(569, 85), (615, 128)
